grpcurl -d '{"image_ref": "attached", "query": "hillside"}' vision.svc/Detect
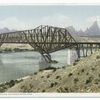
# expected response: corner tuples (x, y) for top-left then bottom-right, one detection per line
(5, 50), (100, 93)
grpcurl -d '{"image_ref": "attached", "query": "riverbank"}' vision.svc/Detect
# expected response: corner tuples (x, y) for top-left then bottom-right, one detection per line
(0, 50), (99, 93)
(0, 76), (30, 92)
(0, 43), (34, 53)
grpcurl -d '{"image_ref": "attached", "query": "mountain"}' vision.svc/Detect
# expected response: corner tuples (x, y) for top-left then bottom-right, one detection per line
(66, 26), (85, 36)
(66, 21), (100, 36)
(0, 21), (100, 36)
(0, 27), (16, 33)
(66, 26), (77, 35)
(77, 29), (85, 36)
(84, 21), (100, 36)
(0, 27), (10, 33)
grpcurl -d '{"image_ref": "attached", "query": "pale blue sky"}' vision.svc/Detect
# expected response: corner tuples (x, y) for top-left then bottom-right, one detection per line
(0, 5), (100, 30)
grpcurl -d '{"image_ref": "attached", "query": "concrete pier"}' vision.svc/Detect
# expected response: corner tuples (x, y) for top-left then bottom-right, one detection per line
(67, 49), (78, 65)
(39, 54), (51, 70)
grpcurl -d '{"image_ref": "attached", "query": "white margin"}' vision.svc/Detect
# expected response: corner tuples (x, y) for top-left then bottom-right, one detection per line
(0, 0), (100, 98)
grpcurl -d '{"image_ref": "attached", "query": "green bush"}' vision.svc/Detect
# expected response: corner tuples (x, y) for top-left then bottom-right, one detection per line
(47, 74), (50, 78)
(85, 77), (93, 84)
(96, 55), (100, 59)
(4, 48), (12, 52)
(91, 67), (95, 71)
(50, 82), (58, 88)
(9, 80), (15, 87)
(74, 78), (79, 84)
(56, 76), (61, 79)
(42, 89), (45, 92)
(81, 69), (85, 73)
(68, 73), (73, 77)
(73, 62), (77, 66)
(34, 72), (38, 75)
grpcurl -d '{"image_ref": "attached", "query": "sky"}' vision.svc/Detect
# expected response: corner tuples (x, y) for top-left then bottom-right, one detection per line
(0, 5), (100, 31)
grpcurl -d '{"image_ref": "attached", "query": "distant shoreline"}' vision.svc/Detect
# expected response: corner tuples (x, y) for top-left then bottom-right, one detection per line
(0, 48), (34, 53)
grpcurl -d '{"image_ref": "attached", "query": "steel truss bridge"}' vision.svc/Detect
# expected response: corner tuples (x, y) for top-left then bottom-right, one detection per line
(0, 25), (100, 62)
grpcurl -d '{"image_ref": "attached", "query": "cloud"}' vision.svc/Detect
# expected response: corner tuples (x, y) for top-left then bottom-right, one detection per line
(40, 14), (73, 28)
(86, 16), (100, 28)
(0, 15), (100, 31)
(0, 14), (73, 30)
(0, 17), (32, 30)
(87, 16), (100, 22)
(77, 16), (100, 31)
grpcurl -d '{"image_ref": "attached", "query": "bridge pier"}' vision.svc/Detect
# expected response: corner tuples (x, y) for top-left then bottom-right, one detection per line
(90, 44), (93, 54)
(0, 43), (3, 47)
(76, 45), (80, 59)
(41, 53), (52, 63)
(39, 54), (51, 70)
(67, 49), (78, 65)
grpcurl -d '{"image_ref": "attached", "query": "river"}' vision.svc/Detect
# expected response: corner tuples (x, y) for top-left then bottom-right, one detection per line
(0, 48), (97, 83)
(0, 50), (68, 83)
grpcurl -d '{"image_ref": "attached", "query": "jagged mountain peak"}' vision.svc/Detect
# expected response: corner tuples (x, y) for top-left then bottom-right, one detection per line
(66, 26), (77, 35)
(89, 21), (99, 30)
(0, 27), (17, 33)
(92, 21), (98, 26)
(85, 21), (100, 36)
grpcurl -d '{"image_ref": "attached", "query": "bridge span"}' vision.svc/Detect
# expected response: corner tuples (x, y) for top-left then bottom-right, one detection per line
(0, 25), (100, 63)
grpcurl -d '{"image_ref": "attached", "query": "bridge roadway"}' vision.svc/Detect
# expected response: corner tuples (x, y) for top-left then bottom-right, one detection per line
(0, 25), (100, 62)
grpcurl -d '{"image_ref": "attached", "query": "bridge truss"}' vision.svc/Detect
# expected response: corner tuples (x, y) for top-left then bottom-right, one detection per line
(0, 25), (100, 62)
(0, 25), (77, 62)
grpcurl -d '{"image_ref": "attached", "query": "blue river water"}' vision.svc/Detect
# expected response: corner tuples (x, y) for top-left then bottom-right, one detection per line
(0, 50), (68, 83)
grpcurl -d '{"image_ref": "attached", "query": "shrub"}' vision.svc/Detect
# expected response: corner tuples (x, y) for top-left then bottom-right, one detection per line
(91, 67), (95, 71)
(96, 55), (100, 59)
(47, 74), (50, 78)
(75, 59), (80, 62)
(9, 80), (15, 87)
(86, 72), (89, 75)
(74, 78), (79, 84)
(81, 69), (84, 73)
(85, 77), (93, 84)
(53, 68), (57, 72)
(42, 89), (45, 92)
(44, 67), (57, 71)
(56, 76), (60, 79)
(73, 62), (77, 66)
(68, 73), (73, 77)
(21, 85), (25, 89)
(41, 76), (44, 78)
(34, 72), (37, 75)
(50, 83), (54, 88)
(13, 48), (22, 52)
(98, 74), (100, 77)
(85, 80), (91, 84)
(64, 87), (69, 92)
(4, 48), (13, 52)
(50, 82), (58, 88)
(39, 69), (43, 72)
(54, 82), (58, 86)
(62, 66), (66, 69)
